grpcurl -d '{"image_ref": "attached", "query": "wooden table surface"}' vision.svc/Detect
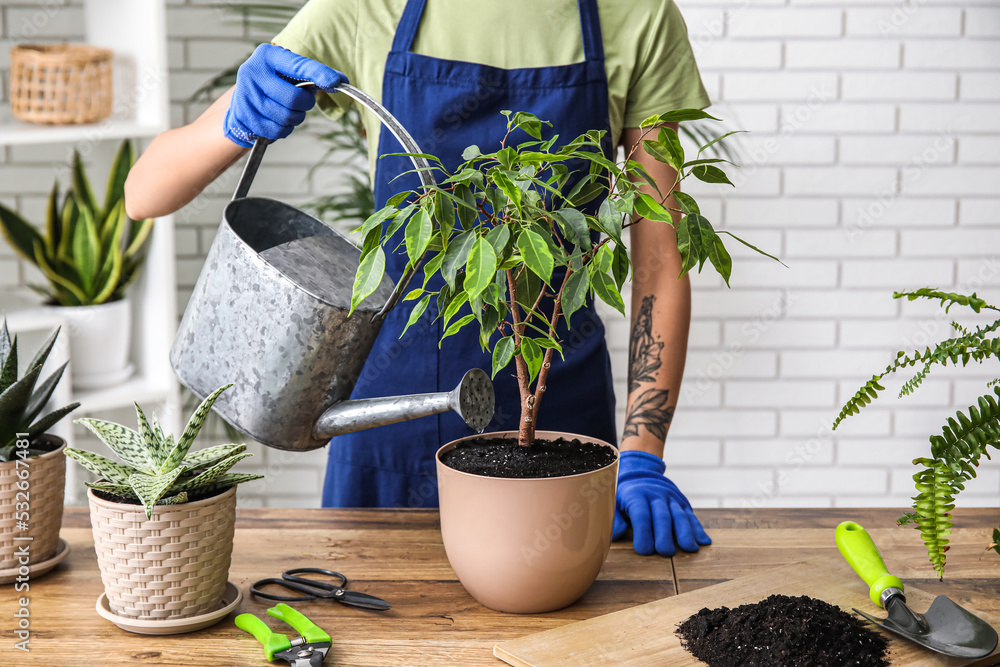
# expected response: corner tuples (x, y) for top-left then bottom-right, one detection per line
(5, 507), (999, 666)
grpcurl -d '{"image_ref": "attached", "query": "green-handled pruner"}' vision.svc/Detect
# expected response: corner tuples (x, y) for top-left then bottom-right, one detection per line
(236, 603), (333, 666)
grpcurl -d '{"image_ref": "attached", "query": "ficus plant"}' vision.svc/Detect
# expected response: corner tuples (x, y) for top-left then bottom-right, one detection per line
(834, 289), (1000, 579)
(351, 109), (780, 448)
(0, 140), (153, 306)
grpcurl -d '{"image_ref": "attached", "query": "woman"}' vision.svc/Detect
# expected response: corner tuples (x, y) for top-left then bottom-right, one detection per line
(126, 0), (712, 557)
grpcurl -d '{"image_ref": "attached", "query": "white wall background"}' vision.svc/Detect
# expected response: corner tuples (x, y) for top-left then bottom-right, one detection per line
(1, 0), (999, 510)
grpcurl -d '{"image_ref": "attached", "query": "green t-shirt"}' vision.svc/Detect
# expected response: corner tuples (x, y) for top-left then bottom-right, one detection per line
(273, 0), (710, 176)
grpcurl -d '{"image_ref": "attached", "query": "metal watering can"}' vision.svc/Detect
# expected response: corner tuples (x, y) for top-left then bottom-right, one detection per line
(171, 84), (495, 452)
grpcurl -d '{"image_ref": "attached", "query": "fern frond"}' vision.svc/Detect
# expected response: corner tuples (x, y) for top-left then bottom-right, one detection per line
(929, 387), (1000, 473)
(911, 457), (957, 580)
(894, 288), (998, 313)
(951, 321), (971, 336)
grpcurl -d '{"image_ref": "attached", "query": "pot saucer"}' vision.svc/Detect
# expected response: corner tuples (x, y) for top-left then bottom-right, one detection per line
(73, 362), (135, 390)
(0, 538), (70, 585)
(96, 581), (243, 635)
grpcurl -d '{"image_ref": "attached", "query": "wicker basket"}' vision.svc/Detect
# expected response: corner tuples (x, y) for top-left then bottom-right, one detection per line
(10, 44), (113, 125)
(88, 486), (236, 619)
(0, 435), (66, 570)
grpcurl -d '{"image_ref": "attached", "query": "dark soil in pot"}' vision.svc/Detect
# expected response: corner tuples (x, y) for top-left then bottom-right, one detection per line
(92, 485), (229, 506)
(440, 436), (616, 478)
(676, 594), (890, 667)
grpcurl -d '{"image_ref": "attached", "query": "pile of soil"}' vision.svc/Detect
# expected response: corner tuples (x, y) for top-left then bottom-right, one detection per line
(439, 436), (616, 478)
(676, 594), (890, 667)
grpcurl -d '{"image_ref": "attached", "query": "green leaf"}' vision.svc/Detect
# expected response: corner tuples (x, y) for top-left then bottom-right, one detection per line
(26, 402), (79, 442)
(597, 199), (624, 244)
(454, 184), (478, 230)
(561, 269), (590, 323)
(405, 208), (433, 268)
(552, 209), (591, 249)
(717, 230), (786, 267)
(658, 126), (684, 171)
(441, 314), (476, 345)
(672, 191), (700, 216)
(697, 130), (746, 157)
(612, 244), (630, 290)
(642, 139), (677, 170)
(520, 337), (543, 384)
(485, 224), (511, 259)
(71, 151), (98, 218)
(161, 384), (233, 474)
(692, 164), (734, 186)
(64, 448), (133, 484)
(24, 358), (67, 424)
(33, 241), (87, 305)
(441, 230), (476, 288)
(656, 109), (721, 123)
(401, 295), (430, 338)
(72, 205), (100, 294)
(676, 214), (702, 275)
(355, 204), (396, 238)
(516, 229), (554, 284)
(45, 182), (60, 256)
(133, 402), (165, 468)
(462, 145), (481, 161)
(492, 336), (515, 379)
(465, 237), (497, 302)
(590, 264), (626, 316)
(707, 233), (733, 287)
(350, 246), (386, 315)
(130, 467), (186, 519)
(0, 202), (45, 265)
(172, 452), (252, 493)
(634, 193), (674, 224)
(442, 291), (469, 330)
(180, 443), (247, 470)
(0, 336), (18, 394)
(492, 169), (522, 212)
(75, 418), (155, 474)
(511, 111), (548, 140)
(104, 140), (133, 220)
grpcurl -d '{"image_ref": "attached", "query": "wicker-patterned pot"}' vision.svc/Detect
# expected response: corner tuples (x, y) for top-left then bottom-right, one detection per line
(0, 435), (66, 570)
(10, 44), (113, 125)
(88, 485), (236, 619)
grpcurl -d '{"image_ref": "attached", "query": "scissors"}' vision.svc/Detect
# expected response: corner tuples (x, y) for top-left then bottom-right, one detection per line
(250, 568), (392, 611)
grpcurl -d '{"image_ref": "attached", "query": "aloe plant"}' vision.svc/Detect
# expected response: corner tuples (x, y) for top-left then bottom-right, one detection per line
(834, 289), (1000, 578)
(64, 384), (263, 518)
(0, 140), (153, 306)
(0, 321), (80, 462)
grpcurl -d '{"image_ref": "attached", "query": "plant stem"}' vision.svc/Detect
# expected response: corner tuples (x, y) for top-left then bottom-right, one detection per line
(506, 268), (536, 447)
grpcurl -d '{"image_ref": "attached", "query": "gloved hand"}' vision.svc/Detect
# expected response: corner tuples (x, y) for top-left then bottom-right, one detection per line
(612, 450), (712, 556)
(224, 43), (348, 148)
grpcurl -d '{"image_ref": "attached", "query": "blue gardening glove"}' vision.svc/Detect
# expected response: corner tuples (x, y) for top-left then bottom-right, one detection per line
(224, 43), (348, 148)
(612, 450), (712, 557)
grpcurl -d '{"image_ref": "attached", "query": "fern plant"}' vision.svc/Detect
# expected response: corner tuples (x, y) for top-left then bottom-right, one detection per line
(64, 384), (263, 518)
(834, 288), (1000, 578)
(0, 141), (153, 306)
(0, 321), (80, 462)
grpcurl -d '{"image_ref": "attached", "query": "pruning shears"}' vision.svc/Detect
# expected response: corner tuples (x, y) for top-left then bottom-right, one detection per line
(236, 603), (332, 666)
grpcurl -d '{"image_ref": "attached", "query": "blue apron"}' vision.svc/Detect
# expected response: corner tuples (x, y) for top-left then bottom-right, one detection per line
(322, 0), (617, 508)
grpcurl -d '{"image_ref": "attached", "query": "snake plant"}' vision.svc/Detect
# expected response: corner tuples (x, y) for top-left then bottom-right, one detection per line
(0, 321), (80, 462)
(834, 289), (1000, 579)
(65, 384), (263, 518)
(0, 140), (153, 306)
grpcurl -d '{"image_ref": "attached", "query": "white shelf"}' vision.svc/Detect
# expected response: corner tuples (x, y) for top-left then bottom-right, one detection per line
(73, 374), (175, 415)
(0, 119), (166, 147)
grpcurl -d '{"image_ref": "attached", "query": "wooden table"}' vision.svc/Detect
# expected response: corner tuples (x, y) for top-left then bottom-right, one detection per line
(6, 507), (999, 666)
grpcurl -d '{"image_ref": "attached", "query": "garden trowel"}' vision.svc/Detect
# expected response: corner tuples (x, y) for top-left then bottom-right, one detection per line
(836, 521), (999, 659)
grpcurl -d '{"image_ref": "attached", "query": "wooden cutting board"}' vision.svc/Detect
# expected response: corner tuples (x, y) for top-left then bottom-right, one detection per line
(494, 558), (1000, 667)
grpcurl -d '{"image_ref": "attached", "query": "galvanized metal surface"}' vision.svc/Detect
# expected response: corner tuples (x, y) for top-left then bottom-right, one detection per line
(171, 84), (493, 452)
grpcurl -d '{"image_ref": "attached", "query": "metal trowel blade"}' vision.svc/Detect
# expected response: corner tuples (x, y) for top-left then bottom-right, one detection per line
(854, 595), (999, 659)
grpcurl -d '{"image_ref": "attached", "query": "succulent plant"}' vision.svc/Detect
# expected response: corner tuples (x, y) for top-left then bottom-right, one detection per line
(0, 140), (153, 306)
(65, 384), (263, 518)
(0, 320), (80, 463)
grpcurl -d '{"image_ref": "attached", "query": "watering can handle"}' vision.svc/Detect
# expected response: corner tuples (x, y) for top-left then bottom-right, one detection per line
(230, 82), (437, 321)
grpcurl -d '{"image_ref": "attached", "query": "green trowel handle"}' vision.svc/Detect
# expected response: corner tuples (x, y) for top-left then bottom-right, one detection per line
(235, 613), (292, 661)
(267, 603), (332, 644)
(836, 521), (904, 608)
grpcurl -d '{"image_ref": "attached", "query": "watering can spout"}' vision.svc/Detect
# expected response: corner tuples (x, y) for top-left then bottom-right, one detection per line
(313, 369), (495, 439)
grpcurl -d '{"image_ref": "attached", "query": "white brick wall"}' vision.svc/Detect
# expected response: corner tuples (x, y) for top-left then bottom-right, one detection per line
(1, 0), (998, 511)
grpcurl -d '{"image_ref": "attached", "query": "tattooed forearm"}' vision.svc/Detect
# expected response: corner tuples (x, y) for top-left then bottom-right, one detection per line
(624, 295), (675, 441)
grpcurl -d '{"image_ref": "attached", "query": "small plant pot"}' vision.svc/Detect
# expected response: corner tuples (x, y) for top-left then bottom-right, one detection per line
(52, 298), (133, 390)
(88, 485), (236, 619)
(436, 430), (619, 614)
(0, 435), (66, 570)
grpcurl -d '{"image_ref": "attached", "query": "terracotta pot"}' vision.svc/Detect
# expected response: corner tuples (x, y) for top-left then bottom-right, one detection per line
(436, 430), (619, 614)
(88, 485), (236, 619)
(0, 435), (66, 570)
(51, 298), (133, 389)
